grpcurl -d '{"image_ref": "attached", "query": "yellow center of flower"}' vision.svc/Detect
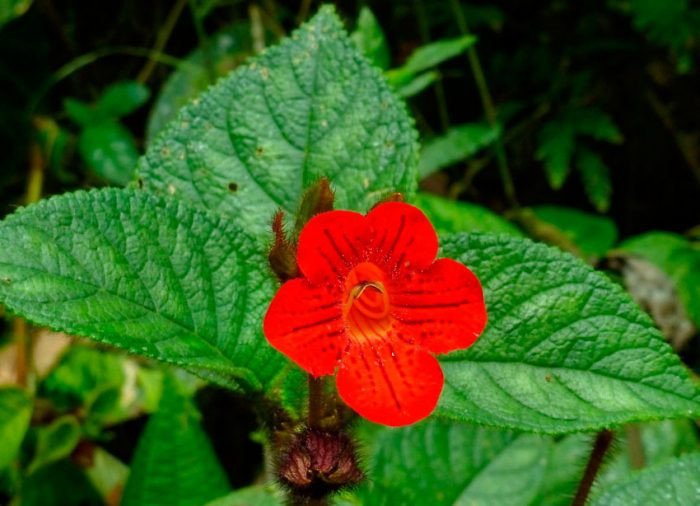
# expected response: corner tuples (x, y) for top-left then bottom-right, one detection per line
(343, 263), (392, 343)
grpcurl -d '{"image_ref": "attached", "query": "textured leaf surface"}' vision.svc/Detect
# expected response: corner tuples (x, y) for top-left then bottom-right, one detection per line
(419, 122), (500, 178)
(121, 377), (230, 506)
(0, 387), (32, 469)
(414, 193), (522, 236)
(532, 205), (617, 259)
(353, 420), (585, 506)
(139, 6), (418, 237)
(619, 231), (700, 326)
(591, 453), (700, 506)
(438, 233), (700, 433)
(0, 188), (284, 391)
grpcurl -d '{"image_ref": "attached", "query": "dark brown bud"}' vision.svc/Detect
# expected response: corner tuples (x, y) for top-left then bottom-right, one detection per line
(294, 178), (335, 236)
(268, 211), (299, 282)
(277, 428), (364, 500)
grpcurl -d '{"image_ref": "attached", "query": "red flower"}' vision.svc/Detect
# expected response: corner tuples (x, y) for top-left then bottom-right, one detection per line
(263, 202), (487, 426)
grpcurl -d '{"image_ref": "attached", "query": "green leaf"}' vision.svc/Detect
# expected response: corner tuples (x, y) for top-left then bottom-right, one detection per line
(0, 387), (32, 469)
(28, 415), (81, 473)
(96, 81), (150, 119)
(22, 460), (103, 506)
(0, 0), (32, 29)
(413, 193), (523, 236)
(40, 344), (124, 411)
(531, 205), (618, 259)
(64, 98), (103, 127)
(0, 188), (284, 392)
(79, 121), (139, 185)
(530, 434), (591, 506)
(388, 34), (476, 84)
(121, 376), (230, 506)
(352, 419), (586, 506)
(591, 453), (700, 506)
(619, 232), (700, 327)
(568, 107), (623, 144)
(536, 121), (575, 189)
(146, 26), (253, 143)
(419, 122), (501, 178)
(139, 6), (418, 238)
(437, 233), (700, 433)
(351, 7), (390, 70)
(206, 486), (284, 506)
(576, 147), (612, 212)
(394, 70), (438, 98)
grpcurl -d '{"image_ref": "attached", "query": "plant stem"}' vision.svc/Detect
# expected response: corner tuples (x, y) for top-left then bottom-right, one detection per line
(308, 375), (324, 428)
(414, 0), (450, 131)
(188, 0), (215, 83)
(14, 140), (45, 387)
(625, 424), (645, 469)
(13, 318), (28, 387)
(448, 0), (518, 208)
(572, 430), (614, 506)
(137, 0), (188, 84)
(249, 4), (266, 54)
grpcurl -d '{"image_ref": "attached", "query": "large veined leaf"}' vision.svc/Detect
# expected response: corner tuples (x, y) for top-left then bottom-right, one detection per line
(138, 6), (418, 238)
(351, 419), (586, 506)
(590, 453), (700, 506)
(437, 233), (700, 433)
(0, 387), (32, 469)
(121, 377), (230, 506)
(0, 188), (284, 391)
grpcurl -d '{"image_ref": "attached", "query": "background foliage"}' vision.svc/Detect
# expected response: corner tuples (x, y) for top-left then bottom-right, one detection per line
(0, 1), (698, 505)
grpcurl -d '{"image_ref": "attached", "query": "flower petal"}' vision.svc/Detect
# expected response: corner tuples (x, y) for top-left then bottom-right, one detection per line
(296, 210), (368, 284)
(336, 338), (443, 426)
(263, 278), (347, 376)
(366, 202), (438, 274)
(391, 258), (487, 354)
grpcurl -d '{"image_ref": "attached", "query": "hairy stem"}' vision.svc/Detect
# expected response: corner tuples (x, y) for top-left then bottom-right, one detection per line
(572, 430), (614, 506)
(308, 375), (324, 428)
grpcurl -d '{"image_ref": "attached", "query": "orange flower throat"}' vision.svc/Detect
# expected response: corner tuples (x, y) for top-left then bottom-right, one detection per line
(342, 262), (392, 343)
